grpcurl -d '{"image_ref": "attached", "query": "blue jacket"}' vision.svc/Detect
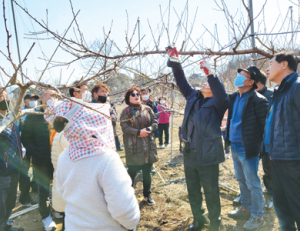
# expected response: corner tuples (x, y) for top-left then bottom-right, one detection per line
(266, 72), (300, 160)
(169, 61), (229, 166)
(0, 117), (22, 176)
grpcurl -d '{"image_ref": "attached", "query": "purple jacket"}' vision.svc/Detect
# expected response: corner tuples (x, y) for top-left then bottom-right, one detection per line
(157, 104), (171, 124)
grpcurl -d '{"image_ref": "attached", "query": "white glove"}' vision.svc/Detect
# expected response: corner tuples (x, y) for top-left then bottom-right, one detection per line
(200, 61), (213, 76)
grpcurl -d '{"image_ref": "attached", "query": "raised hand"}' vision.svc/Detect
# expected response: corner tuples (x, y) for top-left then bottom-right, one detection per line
(200, 60), (213, 76)
(166, 46), (180, 63)
(166, 46), (178, 58)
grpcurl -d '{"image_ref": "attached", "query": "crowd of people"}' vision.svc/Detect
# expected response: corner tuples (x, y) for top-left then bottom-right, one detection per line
(0, 48), (299, 231)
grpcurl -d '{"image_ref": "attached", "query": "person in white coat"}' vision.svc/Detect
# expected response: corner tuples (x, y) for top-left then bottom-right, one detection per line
(45, 98), (140, 231)
(51, 131), (68, 229)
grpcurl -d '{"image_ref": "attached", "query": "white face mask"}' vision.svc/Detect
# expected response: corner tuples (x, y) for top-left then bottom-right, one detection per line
(46, 99), (53, 106)
(29, 100), (37, 108)
(142, 95), (149, 101)
(160, 100), (166, 104)
(82, 91), (92, 102)
(107, 97), (110, 101)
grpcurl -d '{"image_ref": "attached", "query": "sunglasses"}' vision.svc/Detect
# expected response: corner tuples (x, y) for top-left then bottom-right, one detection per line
(130, 93), (140, 97)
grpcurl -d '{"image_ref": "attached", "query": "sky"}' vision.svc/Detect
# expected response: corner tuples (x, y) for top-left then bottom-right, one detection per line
(0, 0), (298, 87)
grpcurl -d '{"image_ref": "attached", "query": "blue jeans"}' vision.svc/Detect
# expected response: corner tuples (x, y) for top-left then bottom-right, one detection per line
(231, 142), (264, 219)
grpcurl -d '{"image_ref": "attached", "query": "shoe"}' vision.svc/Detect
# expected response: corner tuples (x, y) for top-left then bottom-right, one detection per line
(233, 195), (241, 205)
(189, 217), (209, 231)
(20, 198), (38, 207)
(159, 144), (164, 148)
(117, 148), (123, 152)
(42, 215), (57, 231)
(165, 144), (168, 147)
(264, 196), (274, 209)
(6, 220), (14, 226)
(188, 222), (203, 231)
(144, 196), (155, 205)
(54, 211), (64, 219)
(225, 153), (230, 159)
(228, 206), (250, 219)
(243, 217), (266, 230)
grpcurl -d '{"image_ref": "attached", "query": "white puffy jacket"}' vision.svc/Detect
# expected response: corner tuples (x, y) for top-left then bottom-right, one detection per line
(56, 148), (140, 230)
(51, 131), (69, 212)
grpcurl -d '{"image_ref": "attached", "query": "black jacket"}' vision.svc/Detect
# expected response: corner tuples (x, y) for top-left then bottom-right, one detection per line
(169, 61), (229, 166)
(225, 89), (269, 159)
(258, 86), (273, 101)
(21, 108), (53, 167)
(266, 72), (300, 160)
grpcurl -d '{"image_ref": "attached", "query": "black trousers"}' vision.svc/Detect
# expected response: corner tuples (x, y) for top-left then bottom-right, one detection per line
(127, 163), (153, 197)
(115, 135), (121, 150)
(0, 172), (19, 231)
(19, 155), (31, 203)
(261, 154), (272, 195)
(158, 123), (169, 145)
(184, 153), (221, 225)
(271, 160), (300, 231)
(35, 164), (53, 219)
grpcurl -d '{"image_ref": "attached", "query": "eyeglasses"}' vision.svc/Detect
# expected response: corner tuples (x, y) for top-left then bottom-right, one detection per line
(130, 93), (140, 97)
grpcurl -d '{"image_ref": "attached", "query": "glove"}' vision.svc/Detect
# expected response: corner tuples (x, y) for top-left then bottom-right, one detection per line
(200, 61), (213, 76)
(166, 46), (179, 63)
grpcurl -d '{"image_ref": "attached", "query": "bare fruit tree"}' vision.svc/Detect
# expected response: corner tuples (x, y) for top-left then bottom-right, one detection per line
(0, 0), (299, 132)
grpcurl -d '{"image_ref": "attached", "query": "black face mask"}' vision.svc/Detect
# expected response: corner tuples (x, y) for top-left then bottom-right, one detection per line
(98, 95), (107, 103)
(53, 118), (68, 133)
(0, 100), (10, 111)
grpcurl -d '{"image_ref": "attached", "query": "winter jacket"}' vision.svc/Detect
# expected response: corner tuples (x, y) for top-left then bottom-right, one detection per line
(168, 61), (229, 166)
(21, 108), (53, 168)
(258, 86), (273, 101)
(225, 89), (269, 159)
(51, 131), (69, 212)
(0, 117), (22, 176)
(56, 148), (140, 230)
(120, 105), (158, 166)
(157, 104), (171, 124)
(265, 72), (300, 160)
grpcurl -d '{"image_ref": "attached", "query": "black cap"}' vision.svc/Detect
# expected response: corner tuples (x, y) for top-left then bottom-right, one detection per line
(237, 66), (262, 89)
(24, 94), (39, 101)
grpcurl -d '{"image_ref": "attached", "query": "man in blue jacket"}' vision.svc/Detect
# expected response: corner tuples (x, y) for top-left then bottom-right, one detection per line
(264, 52), (300, 230)
(0, 89), (24, 231)
(167, 47), (229, 231)
(226, 66), (269, 230)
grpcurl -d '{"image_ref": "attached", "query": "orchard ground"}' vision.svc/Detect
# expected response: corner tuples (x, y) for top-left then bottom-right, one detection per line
(11, 105), (279, 231)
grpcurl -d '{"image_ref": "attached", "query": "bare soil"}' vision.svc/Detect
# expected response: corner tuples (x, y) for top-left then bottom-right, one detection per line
(11, 107), (279, 231)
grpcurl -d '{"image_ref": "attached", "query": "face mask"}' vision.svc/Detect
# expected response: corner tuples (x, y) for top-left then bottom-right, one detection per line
(46, 99), (53, 106)
(160, 100), (166, 104)
(82, 91), (92, 102)
(234, 73), (247, 87)
(0, 100), (9, 111)
(29, 101), (37, 108)
(107, 97), (110, 101)
(142, 95), (149, 101)
(98, 95), (107, 103)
